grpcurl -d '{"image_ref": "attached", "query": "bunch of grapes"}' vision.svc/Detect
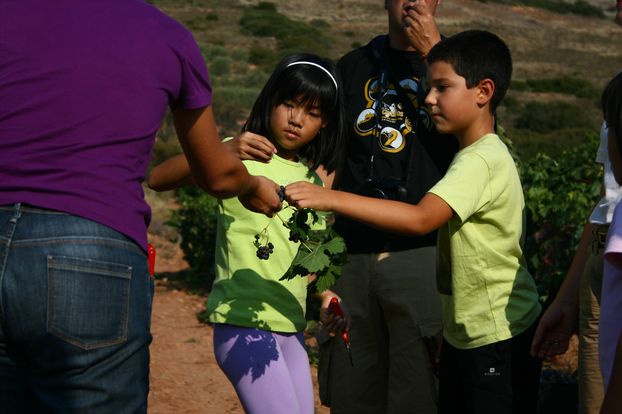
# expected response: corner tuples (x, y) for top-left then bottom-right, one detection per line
(253, 187), (311, 260)
(254, 233), (274, 260)
(256, 242), (274, 260)
(288, 231), (303, 243)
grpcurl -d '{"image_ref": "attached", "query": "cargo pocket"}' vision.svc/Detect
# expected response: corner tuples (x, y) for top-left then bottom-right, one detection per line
(47, 255), (131, 350)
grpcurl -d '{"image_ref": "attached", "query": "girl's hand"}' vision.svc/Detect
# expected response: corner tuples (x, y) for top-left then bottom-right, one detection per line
(319, 291), (350, 336)
(285, 181), (337, 211)
(530, 298), (576, 359)
(226, 132), (277, 162)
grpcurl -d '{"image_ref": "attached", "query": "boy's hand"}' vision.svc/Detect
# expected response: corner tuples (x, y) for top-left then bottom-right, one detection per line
(238, 175), (282, 216)
(530, 298), (576, 359)
(226, 132), (277, 163)
(285, 181), (336, 211)
(402, 0), (442, 57)
(423, 329), (442, 378)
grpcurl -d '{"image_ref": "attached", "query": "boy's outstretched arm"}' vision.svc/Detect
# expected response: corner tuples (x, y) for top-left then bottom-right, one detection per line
(148, 154), (192, 191)
(285, 181), (453, 236)
(173, 106), (281, 215)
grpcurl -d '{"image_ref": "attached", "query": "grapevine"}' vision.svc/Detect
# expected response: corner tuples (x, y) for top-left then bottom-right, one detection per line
(252, 187), (347, 292)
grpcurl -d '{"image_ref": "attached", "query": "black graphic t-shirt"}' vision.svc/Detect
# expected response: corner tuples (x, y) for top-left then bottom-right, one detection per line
(334, 35), (458, 253)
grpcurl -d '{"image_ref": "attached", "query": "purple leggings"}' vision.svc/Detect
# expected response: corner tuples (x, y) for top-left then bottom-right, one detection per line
(213, 324), (314, 414)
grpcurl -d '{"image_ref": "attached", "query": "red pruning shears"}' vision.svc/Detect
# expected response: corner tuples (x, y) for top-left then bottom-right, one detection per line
(328, 297), (353, 366)
(147, 243), (156, 278)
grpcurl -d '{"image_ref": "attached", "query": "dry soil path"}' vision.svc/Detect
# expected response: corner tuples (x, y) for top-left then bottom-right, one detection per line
(148, 278), (329, 414)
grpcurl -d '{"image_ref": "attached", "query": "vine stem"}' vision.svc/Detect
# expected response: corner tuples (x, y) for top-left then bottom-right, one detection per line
(275, 210), (313, 253)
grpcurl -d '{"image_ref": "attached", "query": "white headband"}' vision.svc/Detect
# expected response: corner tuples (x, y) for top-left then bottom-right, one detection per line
(286, 61), (338, 91)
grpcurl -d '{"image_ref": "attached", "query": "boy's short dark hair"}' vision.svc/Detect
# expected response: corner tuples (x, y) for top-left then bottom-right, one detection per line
(427, 30), (512, 112)
(602, 71), (622, 159)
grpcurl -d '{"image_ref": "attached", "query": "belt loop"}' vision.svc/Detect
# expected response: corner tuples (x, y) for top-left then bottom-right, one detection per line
(9, 203), (22, 223)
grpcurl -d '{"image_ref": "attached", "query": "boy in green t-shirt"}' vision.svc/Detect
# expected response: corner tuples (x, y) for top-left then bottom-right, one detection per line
(285, 30), (541, 413)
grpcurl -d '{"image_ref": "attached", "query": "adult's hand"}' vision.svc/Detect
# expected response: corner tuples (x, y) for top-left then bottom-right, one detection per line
(225, 132), (276, 162)
(530, 298), (577, 359)
(402, 0), (442, 57)
(238, 175), (282, 217)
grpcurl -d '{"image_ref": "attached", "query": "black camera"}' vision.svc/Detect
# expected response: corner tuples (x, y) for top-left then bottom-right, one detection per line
(361, 177), (408, 201)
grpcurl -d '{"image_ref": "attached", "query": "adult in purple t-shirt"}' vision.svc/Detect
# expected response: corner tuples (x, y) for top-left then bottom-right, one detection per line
(0, 1), (280, 412)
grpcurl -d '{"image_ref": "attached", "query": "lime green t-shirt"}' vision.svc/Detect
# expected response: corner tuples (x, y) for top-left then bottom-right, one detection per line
(428, 134), (541, 349)
(207, 155), (322, 333)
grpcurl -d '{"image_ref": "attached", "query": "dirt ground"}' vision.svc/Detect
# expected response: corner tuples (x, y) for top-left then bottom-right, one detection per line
(146, 234), (329, 414)
(146, 231), (578, 414)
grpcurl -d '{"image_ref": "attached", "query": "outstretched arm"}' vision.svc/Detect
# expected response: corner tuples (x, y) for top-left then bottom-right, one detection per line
(148, 131), (277, 191)
(285, 182), (453, 236)
(148, 154), (192, 191)
(173, 106), (281, 215)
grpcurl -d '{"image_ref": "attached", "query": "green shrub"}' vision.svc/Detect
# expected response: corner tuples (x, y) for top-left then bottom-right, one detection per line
(205, 45), (228, 61)
(209, 56), (232, 77)
(512, 75), (597, 99)
(310, 18), (330, 29)
(520, 131), (601, 301)
(241, 70), (269, 89)
(167, 186), (219, 291)
(256, 1), (277, 11)
(508, 127), (595, 161)
(206, 12), (219, 21)
(231, 48), (247, 62)
(514, 101), (593, 133)
(248, 46), (279, 71)
(239, 2), (333, 56)
(500, 94), (520, 110)
(212, 85), (257, 136)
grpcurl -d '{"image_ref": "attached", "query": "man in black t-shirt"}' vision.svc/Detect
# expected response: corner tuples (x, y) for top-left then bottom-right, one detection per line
(318, 1), (458, 413)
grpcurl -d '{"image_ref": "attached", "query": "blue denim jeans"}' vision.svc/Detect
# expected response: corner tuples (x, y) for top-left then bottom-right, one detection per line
(0, 203), (154, 413)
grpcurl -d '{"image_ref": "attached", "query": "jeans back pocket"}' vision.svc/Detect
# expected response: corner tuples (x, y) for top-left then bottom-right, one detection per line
(47, 255), (131, 350)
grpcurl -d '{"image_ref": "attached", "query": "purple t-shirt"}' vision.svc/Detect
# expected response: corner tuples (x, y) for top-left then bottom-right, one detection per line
(0, 0), (212, 249)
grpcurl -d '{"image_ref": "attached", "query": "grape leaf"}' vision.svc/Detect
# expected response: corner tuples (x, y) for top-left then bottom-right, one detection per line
(321, 236), (346, 255)
(283, 241), (331, 278)
(253, 207), (346, 291)
(314, 262), (341, 292)
(281, 228), (346, 283)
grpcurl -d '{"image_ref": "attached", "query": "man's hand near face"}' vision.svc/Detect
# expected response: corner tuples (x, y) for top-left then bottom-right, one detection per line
(402, 0), (442, 56)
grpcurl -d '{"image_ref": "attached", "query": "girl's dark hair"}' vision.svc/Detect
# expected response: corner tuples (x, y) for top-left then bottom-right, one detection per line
(244, 53), (345, 173)
(602, 72), (622, 160)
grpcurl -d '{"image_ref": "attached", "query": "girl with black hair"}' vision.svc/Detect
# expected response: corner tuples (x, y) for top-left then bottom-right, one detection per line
(148, 53), (347, 414)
